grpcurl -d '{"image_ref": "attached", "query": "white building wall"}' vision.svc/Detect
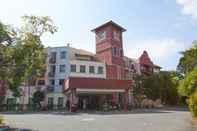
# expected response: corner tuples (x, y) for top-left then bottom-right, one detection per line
(70, 60), (106, 79)
(133, 61), (141, 75)
(45, 46), (70, 107)
(5, 90), (18, 103)
(46, 46), (70, 93)
(5, 86), (36, 105)
(46, 93), (67, 107)
(153, 68), (160, 73)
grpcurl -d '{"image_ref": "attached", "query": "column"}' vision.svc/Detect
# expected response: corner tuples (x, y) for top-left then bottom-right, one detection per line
(124, 89), (129, 111)
(70, 89), (76, 112)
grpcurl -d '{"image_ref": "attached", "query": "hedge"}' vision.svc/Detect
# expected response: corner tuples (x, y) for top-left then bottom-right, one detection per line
(189, 92), (197, 117)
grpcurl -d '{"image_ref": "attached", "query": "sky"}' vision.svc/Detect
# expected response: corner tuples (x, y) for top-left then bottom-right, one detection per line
(0, 0), (197, 70)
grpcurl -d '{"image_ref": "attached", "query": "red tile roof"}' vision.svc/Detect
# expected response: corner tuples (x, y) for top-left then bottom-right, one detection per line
(91, 20), (126, 32)
(64, 78), (132, 92)
(154, 64), (162, 69)
(139, 51), (154, 67)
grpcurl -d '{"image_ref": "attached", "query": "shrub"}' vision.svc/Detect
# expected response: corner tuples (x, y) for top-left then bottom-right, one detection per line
(0, 115), (4, 124)
(178, 68), (197, 97)
(189, 92), (197, 117)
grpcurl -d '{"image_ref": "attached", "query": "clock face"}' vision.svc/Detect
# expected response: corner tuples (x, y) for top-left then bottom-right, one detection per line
(97, 31), (106, 40)
(113, 31), (120, 41)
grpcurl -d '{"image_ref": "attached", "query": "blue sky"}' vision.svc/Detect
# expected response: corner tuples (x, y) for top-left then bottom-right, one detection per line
(0, 0), (196, 70)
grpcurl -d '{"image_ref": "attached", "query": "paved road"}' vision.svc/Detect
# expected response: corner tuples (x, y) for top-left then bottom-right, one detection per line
(1, 108), (196, 131)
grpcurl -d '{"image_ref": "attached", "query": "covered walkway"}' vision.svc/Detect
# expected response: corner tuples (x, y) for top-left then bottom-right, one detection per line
(64, 78), (132, 111)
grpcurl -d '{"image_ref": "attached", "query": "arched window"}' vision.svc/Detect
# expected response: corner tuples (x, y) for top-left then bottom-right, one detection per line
(112, 47), (117, 56)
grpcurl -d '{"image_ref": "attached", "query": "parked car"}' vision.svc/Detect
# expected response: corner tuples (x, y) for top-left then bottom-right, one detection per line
(0, 127), (35, 131)
(0, 126), (10, 131)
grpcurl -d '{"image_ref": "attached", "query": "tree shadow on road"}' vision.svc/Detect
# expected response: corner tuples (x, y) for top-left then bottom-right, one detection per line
(0, 107), (189, 116)
(47, 107), (189, 116)
(161, 107), (189, 112)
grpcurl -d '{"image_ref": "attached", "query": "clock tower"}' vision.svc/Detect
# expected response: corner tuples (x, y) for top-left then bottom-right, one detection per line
(92, 21), (126, 79)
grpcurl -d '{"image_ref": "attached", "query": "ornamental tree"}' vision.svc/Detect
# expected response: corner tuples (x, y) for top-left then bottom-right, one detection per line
(0, 16), (57, 97)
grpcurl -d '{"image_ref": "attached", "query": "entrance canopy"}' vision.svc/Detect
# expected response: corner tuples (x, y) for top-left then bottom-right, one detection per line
(64, 78), (132, 94)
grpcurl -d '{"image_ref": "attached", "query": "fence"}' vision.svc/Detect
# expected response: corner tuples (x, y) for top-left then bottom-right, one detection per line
(0, 104), (66, 112)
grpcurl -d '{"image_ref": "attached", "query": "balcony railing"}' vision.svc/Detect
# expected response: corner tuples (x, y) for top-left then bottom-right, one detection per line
(49, 57), (56, 64)
(48, 72), (55, 77)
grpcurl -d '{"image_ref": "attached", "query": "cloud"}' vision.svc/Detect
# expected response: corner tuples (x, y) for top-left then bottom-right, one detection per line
(125, 38), (185, 63)
(176, 0), (197, 19)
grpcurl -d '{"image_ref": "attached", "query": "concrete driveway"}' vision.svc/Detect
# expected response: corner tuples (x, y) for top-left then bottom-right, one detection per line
(1, 108), (196, 131)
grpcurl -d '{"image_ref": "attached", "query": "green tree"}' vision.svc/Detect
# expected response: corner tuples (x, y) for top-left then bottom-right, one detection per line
(0, 22), (12, 78)
(20, 15), (57, 91)
(189, 92), (197, 117)
(142, 71), (180, 105)
(177, 41), (197, 116)
(178, 68), (197, 97)
(0, 22), (11, 44)
(1, 16), (57, 97)
(0, 22), (12, 107)
(133, 74), (145, 96)
(32, 90), (45, 109)
(177, 41), (197, 74)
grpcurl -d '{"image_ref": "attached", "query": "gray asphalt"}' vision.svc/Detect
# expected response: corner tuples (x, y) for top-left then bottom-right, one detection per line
(1, 108), (196, 131)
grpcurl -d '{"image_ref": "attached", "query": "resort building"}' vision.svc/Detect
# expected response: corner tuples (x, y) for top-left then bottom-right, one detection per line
(139, 51), (161, 76)
(64, 21), (135, 111)
(69, 47), (106, 79)
(0, 21), (161, 111)
(45, 46), (70, 109)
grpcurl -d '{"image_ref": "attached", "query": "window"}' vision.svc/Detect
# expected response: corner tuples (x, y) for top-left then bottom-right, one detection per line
(50, 52), (56, 59)
(7, 98), (17, 110)
(7, 98), (16, 105)
(89, 66), (95, 73)
(50, 65), (56, 73)
(117, 48), (119, 56)
(58, 97), (64, 106)
(97, 31), (106, 40)
(98, 66), (104, 74)
(48, 97), (54, 106)
(59, 65), (66, 73)
(80, 65), (86, 73)
(140, 65), (145, 70)
(60, 51), (66, 59)
(131, 64), (134, 69)
(120, 49), (123, 57)
(49, 52), (56, 63)
(49, 79), (55, 85)
(59, 79), (64, 85)
(71, 64), (76, 72)
(57, 97), (64, 109)
(113, 31), (120, 41)
(112, 47), (117, 56)
(37, 80), (45, 85)
(29, 98), (33, 105)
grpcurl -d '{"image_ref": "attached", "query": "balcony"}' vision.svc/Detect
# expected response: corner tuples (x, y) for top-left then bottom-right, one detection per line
(49, 57), (56, 64)
(48, 72), (55, 77)
(141, 68), (153, 75)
